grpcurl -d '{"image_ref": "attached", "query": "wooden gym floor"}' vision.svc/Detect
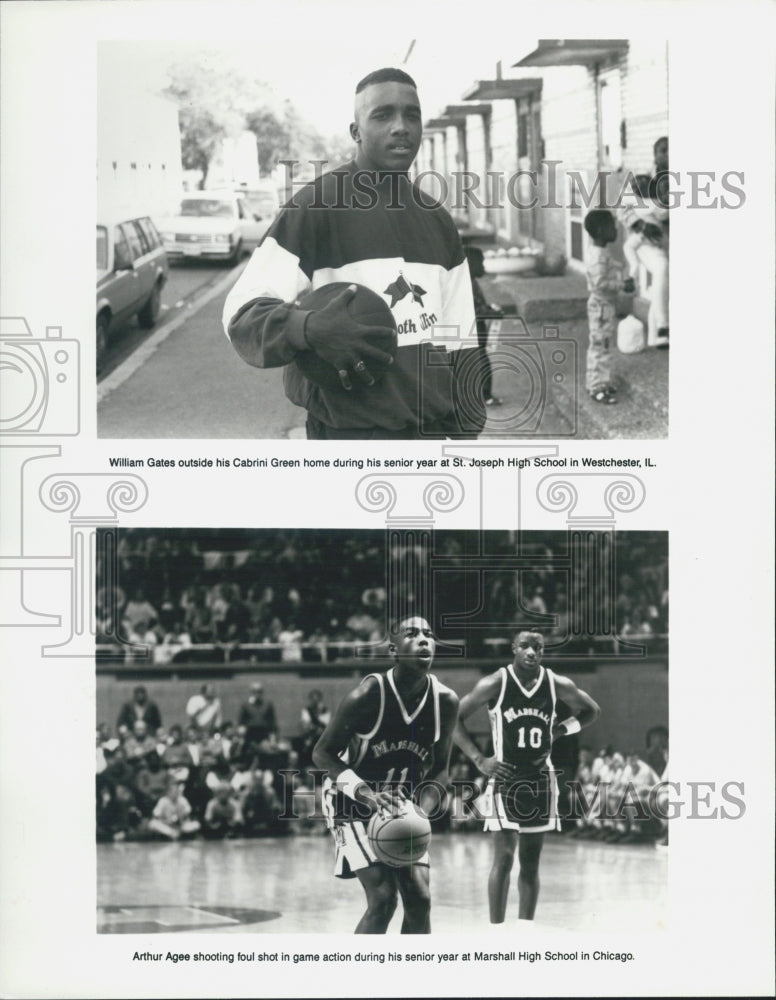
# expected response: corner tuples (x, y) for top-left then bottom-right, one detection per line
(97, 830), (667, 934)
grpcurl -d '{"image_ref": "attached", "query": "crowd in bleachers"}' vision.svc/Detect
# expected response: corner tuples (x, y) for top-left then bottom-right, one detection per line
(97, 678), (668, 847)
(95, 529), (668, 662)
(565, 726), (669, 845)
(96, 682), (331, 843)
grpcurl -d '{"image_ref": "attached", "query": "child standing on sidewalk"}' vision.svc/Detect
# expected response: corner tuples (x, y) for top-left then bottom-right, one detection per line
(583, 210), (634, 405)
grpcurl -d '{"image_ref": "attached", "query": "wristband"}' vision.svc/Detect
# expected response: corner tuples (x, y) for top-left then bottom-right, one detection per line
(559, 717), (581, 736)
(336, 768), (367, 802)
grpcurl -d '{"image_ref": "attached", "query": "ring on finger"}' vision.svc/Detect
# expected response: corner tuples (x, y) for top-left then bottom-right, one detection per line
(353, 360), (366, 373)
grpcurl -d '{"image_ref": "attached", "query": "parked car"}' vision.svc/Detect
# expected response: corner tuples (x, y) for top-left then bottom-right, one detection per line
(96, 215), (169, 373)
(157, 191), (269, 264)
(234, 186), (280, 225)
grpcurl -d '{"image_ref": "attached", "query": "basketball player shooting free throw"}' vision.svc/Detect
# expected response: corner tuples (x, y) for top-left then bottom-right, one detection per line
(313, 616), (459, 933)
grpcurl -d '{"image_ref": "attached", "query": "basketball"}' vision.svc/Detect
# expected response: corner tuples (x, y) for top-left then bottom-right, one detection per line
(293, 282), (398, 391)
(367, 801), (432, 867)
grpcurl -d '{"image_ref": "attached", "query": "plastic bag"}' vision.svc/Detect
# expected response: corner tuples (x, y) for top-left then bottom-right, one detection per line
(617, 314), (646, 354)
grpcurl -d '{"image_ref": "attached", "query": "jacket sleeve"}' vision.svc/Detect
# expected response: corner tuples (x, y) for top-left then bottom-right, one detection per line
(221, 206), (317, 368)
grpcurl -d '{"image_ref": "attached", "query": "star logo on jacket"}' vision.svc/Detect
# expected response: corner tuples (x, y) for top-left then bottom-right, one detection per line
(384, 272), (427, 308)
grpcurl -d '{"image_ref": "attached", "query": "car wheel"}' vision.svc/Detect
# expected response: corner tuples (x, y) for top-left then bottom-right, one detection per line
(227, 240), (243, 265)
(96, 313), (109, 375)
(138, 283), (162, 328)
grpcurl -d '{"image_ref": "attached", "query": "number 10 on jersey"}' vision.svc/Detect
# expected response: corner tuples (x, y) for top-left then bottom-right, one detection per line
(515, 726), (542, 750)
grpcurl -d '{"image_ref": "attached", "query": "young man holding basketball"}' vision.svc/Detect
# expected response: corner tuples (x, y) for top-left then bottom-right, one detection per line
(222, 68), (483, 439)
(313, 616), (459, 933)
(453, 631), (600, 923)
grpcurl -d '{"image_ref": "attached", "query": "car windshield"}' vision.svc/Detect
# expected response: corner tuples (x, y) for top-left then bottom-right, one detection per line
(179, 199), (235, 218)
(96, 227), (108, 269)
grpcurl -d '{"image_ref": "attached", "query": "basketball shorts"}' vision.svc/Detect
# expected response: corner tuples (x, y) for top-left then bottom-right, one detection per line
(322, 779), (430, 879)
(481, 768), (560, 834)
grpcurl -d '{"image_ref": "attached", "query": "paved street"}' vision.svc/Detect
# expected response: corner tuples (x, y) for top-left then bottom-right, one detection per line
(97, 262), (305, 439)
(98, 260), (241, 382)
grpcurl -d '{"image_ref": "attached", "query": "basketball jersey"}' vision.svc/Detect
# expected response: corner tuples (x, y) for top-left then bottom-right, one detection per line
(489, 664), (558, 773)
(327, 668), (445, 821)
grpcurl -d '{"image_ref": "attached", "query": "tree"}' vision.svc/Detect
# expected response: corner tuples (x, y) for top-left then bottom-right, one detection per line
(244, 108), (291, 176)
(165, 54), (272, 188)
(164, 49), (336, 186)
(175, 105), (224, 188)
(281, 102), (328, 164)
(245, 103), (339, 177)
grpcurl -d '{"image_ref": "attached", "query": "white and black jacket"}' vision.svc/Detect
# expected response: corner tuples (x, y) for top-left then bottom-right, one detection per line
(222, 161), (483, 435)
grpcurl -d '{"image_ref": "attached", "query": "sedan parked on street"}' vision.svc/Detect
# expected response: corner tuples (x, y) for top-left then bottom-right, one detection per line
(96, 215), (169, 373)
(158, 191), (269, 264)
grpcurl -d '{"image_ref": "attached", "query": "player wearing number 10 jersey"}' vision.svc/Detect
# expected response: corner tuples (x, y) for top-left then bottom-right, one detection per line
(454, 631), (600, 924)
(313, 616), (458, 933)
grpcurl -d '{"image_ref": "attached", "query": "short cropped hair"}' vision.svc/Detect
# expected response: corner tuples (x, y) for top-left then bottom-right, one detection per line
(653, 136), (668, 154)
(584, 209), (615, 239)
(390, 614), (427, 637)
(356, 68), (417, 94)
(513, 629), (545, 644)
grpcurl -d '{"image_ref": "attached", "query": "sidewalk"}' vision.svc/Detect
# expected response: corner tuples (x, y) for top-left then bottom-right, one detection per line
(481, 268), (654, 328)
(481, 269), (588, 322)
(478, 271), (668, 440)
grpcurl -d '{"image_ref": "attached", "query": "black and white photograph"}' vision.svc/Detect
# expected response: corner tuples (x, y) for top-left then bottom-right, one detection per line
(0, 1), (774, 998)
(95, 527), (669, 934)
(95, 38), (671, 441)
